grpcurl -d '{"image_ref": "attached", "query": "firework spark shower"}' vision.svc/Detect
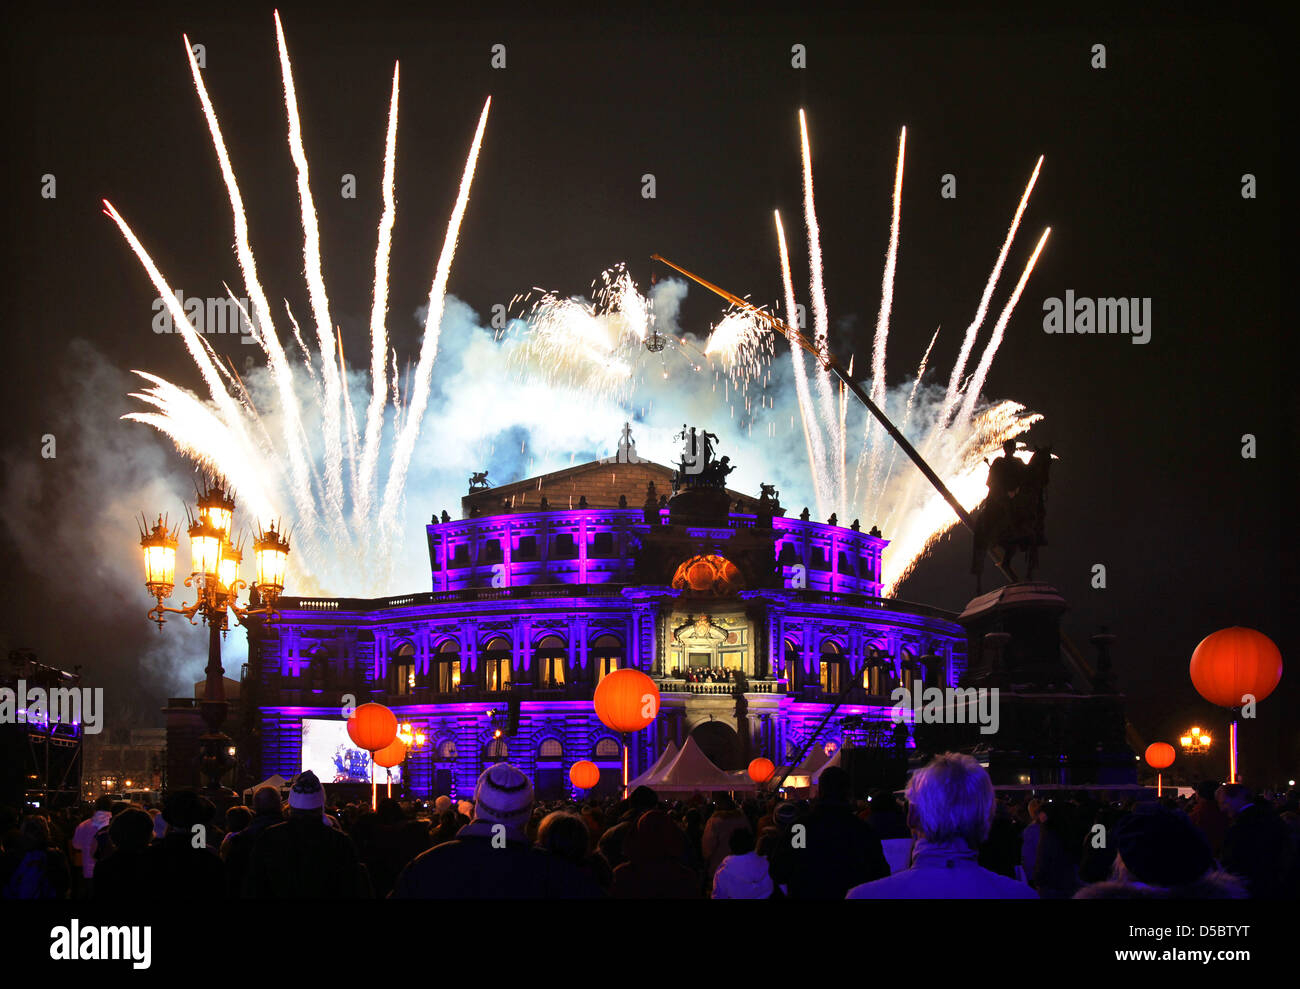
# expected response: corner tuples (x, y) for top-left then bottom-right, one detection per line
(105, 14), (1047, 600)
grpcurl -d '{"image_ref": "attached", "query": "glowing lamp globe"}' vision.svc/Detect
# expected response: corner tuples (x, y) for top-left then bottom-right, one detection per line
(254, 524), (291, 605)
(1189, 627), (1283, 709)
(748, 757), (775, 783)
(141, 516), (179, 599)
(570, 760), (600, 790)
(1144, 742), (1175, 769)
(188, 518), (224, 582)
(372, 737), (407, 769)
(347, 703), (398, 752)
(593, 668), (660, 733)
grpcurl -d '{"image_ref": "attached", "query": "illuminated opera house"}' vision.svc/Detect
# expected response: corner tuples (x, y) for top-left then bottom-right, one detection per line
(242, 427), (967, 800)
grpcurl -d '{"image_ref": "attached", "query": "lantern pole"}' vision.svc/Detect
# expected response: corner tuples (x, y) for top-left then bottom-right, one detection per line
(622, 732), (630, 800)
(1229, 716), (1238, 784)
(1157, 771), (1162, 797)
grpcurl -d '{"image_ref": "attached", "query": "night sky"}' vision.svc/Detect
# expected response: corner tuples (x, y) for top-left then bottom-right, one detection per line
(1, 4), (1289, 780)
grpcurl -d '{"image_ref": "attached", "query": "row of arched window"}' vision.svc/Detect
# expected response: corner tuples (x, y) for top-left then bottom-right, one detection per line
(384, 634), (625, 696)
(785, 639), (937, 695)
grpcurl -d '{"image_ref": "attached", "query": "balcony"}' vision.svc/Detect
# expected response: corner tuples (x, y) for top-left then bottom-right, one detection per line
(656, 677), (788, 696)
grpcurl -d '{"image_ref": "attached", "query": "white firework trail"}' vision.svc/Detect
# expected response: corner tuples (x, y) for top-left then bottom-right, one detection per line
(798, 110), (843, 510)
(776, 111), (1049, 592)
(275, 10), (345, 531)
(110, 15), (492, 593)
(859, 126), (906, 507)
(937, 154), (1043, 431)
(358, 64), (401, 522)
(379, 96), (491, 543)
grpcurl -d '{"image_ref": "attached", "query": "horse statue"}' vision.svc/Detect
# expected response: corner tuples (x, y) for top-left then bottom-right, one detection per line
(972, 444), (1052, 592)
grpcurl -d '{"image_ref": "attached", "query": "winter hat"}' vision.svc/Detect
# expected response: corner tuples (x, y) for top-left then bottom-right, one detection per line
(434, 795), (452, 815)
(472, 763), (534, 826)
(1114, 807), (1215, 887)
(773, 802), (800, 828)
(289, 770), (326, 811)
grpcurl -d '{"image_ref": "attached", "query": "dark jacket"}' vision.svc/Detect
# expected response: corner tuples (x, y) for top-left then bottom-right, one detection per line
(611, 811), (701, 899)
(1221, 804), (1298, 899)
(137, 834), (225, 900)
(1074, 869), (1247, 899)
(769, 799), (889, 899)
(390, 821), (604, 899)
(246, 813), (368, 898)
(221, 812), (282, 898)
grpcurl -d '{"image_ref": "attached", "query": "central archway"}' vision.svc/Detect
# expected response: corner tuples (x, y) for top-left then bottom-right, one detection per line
(690, 720), (742, 771)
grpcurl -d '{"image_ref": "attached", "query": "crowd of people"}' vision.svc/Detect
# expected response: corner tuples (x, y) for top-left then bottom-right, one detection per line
(1, 755), (1296, 899)
(670, 667), (745, 685)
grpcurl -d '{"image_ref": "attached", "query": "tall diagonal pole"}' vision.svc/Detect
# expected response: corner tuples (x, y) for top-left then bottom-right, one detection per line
(650, 254), (1017, 582)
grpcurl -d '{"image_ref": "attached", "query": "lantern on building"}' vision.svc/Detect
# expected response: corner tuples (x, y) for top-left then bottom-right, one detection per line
(347, 703), (398, 753)
(1189, 627), (1283, 783)
(748, 757), (775, 784)
(570, 760), (600, 790)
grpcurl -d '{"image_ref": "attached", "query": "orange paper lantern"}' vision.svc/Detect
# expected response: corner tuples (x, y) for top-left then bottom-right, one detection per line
(373, 737), (407, 768)
(1189, 627), (1283, 709)
(570, 760), (600, 789)
(593, 668), (660, 733)
(748, 757), (775, 783)
(347, 702), (398, 752)
(1144, 742), (1175, 769)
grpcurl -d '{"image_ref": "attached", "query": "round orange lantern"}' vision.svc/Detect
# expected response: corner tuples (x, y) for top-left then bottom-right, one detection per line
(372, 737), (407, 769)
(1189, 627), (1283, 708)
(347, 702), (398, 752)
(1144, 742), (1175, 769)
(748, 757), (775, 784)
(570, 760), (600, 790)
(593, 668), (660, 733)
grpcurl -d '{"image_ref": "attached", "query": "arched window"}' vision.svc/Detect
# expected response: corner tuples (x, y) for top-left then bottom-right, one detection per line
(388, 642), (416, 697)
(900, 650), (922, 694)
(482, 636), (512, 692)
(483, 737), (509, 763)
(535, 635), (566, 687)
(862, 644), (892, 696)
(434, 639), (461, 694)
(538, 738), (563, 760)
(594, 737), (621, 760)
(819, 640), (844, 694)
(783, 639), (800, 678)
(436, 739), (457, 761)
(308, 647), (328, 694)
(592, 634), (623, 684)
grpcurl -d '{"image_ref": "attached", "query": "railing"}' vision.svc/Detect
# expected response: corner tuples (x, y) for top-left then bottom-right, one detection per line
(656, 678), (788, 696)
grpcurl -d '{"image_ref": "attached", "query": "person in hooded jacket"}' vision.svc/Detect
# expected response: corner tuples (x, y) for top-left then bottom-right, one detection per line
(611, 810), (701, 898)
(711, 826), (773, 899)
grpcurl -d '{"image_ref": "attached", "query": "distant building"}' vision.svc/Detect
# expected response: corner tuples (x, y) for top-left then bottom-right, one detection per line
(82, 727), (166, 801)
(237, 434), (967, 801)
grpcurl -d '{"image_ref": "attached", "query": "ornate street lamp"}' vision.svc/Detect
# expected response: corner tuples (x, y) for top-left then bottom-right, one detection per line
(138, 479), (290, 798)
(1178, 725), (1212, 754)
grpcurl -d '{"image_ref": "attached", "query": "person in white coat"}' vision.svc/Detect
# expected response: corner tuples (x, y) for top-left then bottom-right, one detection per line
(711, 827), (774, 899)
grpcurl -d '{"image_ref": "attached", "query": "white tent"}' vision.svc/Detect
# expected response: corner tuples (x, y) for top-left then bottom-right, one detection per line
(649, 737), (757, 793)
(627, 740), (679, 791)
(794, 745), (833, 776)
(242, 773), (290, 802)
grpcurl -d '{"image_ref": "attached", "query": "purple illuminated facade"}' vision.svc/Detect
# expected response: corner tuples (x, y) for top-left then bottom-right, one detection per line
(241, 455), (966, 800)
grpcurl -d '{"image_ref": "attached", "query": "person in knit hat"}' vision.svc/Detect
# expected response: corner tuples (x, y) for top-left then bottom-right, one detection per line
(245, 771), (369, 898)
(1074, 806), (1247, 899)
(392, 763), (602, 899)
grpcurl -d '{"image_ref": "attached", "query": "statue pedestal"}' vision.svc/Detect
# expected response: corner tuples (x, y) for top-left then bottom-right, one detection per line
(912, 582), (1136, 787)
